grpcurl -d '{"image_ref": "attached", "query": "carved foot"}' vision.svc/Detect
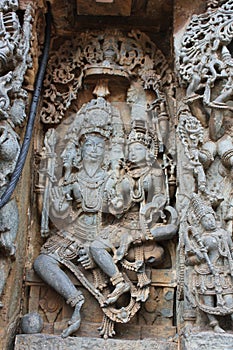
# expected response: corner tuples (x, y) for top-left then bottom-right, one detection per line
(113, 246), (127, 262)
(209, 320), (225, 334)
(61, 320), (81, 338)
(104, 282), (130, 306)
(213, 325), (225, 333)
(61, 300), (84, 338)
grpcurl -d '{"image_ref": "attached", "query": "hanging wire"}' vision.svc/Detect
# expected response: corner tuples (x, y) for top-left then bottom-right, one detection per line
(0, 2), (52, 209)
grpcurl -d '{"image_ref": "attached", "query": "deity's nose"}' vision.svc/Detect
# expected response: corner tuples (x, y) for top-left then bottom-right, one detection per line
(92, 144), (98, 152)
(129, 150), (135, 157)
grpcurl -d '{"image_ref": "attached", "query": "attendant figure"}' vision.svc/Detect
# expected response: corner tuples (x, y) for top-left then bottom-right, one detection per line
(185, 193), (233, 333)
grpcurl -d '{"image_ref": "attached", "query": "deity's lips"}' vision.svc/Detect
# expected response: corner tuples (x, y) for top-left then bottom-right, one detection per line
(85, 152), (102, 159)
(129, 156), (139, 162)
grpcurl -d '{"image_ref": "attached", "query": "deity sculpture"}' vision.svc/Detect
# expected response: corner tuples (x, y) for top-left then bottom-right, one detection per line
(34, 92), (178, 338)
(34, 97), (130, 337)
(105, 119), (178, 298)
(185, 193), (233, 333)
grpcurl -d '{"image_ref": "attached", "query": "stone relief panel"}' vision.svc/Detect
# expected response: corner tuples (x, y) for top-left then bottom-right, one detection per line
(0, 0), (33, 308)
(27, 29), (178, 342)
(177, 0), (233, 339)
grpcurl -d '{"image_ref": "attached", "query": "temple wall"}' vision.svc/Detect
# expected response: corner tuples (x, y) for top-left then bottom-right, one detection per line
(1, 1), (233, 349)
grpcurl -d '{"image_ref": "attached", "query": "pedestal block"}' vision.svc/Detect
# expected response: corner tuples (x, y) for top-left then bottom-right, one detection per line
(15, 334), (178, 350)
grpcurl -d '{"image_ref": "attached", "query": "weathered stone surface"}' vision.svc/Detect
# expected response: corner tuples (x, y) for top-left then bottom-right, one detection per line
(181, 332), (233, 350)
(176, 0), (233, 337)
(5, 1), (233, 350)
(76, 0), (132, 16)
(15, 334), (178, 350)
(20, 312), (43, 334)
(30, 25), (177, 340)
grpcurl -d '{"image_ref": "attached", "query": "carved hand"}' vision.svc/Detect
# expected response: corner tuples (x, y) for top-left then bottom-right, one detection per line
(78, 248), (95, 269)
(50, 186), (71, 212)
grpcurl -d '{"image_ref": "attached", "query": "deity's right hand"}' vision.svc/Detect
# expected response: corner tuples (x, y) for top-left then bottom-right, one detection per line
(50, 186), (71, 212)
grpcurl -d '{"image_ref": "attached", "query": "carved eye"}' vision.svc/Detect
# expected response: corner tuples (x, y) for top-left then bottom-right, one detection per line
(96, 144), (104, 151)
(85, 141), (93, 147)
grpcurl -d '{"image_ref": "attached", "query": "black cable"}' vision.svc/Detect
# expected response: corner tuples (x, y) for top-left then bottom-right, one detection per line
(0, 2), (51, 209)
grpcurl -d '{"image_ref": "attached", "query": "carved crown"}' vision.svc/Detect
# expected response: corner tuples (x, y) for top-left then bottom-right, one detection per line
(127, 120), (152, 147)
(73, 97), (113, 141)
(191, 193), (215, 222)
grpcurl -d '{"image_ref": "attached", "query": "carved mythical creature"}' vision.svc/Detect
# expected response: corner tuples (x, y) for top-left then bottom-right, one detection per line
(185, 193), (233, 333)
(34, 93), (178, 338)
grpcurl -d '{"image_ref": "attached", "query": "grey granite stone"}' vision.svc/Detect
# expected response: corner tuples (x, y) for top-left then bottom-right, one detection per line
(181, 332), (233, 350)
(20, 312), (44, 334)
(15, 334), (177, 350)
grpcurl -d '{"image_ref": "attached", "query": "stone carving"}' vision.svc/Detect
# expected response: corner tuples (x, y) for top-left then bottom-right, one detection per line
(0, 120), (20, 306)
(177, 109), (206, 193)
(0, 1), (32, 125)
(181, 332), (233, 350)
(178, 0), (233, 133)
(34, 61), (177, 338)
(40, 30), (173, 124)
(177, 0), (233, 339)
(20, 312), (44, 335)
(0, 0), (32, 306)
(15, 334), (178, 350)
(185, 193), (233, 332)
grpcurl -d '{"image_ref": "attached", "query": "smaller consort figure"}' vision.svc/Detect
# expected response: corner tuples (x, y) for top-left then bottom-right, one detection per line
(104, 121), (178, 300)
(185, 193), (233, 333)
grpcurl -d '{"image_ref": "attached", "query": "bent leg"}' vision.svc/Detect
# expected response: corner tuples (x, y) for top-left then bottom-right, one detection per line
(34, 254), (84, 338)
(90, 240), (118, 277)
(34, 254), (79, 300)
(90, 240), (130, 305)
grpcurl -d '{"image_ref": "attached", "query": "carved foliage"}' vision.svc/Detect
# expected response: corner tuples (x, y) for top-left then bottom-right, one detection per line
(178, 0), (233, 114)
(41, 30), (172, 124)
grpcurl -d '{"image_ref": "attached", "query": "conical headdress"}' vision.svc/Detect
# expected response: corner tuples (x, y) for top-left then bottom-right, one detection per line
(191, 193), (215, 222)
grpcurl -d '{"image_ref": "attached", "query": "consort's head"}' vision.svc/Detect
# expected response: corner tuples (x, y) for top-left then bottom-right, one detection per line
(200, 213), (216, 231)
(128, 141), (147, 166)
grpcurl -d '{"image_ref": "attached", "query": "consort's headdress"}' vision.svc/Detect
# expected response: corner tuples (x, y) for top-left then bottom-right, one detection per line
(191, 193), (215, 222)
(127, 120), (152, 147)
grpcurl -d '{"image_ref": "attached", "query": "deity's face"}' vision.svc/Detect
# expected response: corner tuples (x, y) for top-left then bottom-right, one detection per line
(201, 213), (216, 231)
(128, 142), (147, 165)
(81, 135), (105, 162)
